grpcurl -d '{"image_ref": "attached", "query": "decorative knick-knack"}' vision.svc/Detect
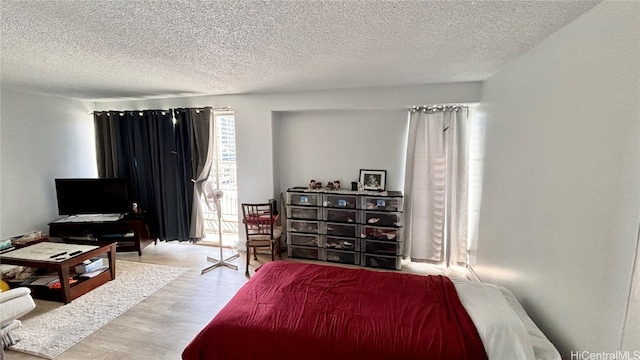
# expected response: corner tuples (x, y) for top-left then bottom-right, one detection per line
(333, 180), (340, 190)
(309, 180), (316, 189)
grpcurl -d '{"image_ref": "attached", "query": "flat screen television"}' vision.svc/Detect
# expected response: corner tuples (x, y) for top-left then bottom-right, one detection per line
(55, 178), (131, 215)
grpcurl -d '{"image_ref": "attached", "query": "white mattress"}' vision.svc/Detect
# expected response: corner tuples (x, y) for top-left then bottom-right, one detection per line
(452, 279), (561, 360)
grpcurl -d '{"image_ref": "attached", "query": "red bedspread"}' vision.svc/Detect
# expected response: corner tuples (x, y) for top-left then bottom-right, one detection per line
(182, 261), (487, 360)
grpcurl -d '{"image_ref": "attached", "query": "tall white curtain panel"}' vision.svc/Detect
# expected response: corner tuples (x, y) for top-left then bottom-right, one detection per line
(189, 108), (216, 240)
(403, 106), (470, 266)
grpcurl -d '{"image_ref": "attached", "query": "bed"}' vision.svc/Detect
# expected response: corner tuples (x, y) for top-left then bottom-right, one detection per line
(182, 261), (560, 360)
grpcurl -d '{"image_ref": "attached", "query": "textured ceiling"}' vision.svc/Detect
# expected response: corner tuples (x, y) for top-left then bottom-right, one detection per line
(1, 0), (600, 101)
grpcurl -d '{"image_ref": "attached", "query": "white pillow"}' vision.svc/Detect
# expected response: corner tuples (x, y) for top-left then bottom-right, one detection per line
(453, 279), (536, 360)
(496, 285), (561, 360)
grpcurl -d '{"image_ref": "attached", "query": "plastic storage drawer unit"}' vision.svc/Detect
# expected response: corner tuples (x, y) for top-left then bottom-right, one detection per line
(288, 245), (325, 260)
(323, 194), (359, 209)
(323, 208), (358, 223)
(362, 211), (402, 227)
(361, 225), (402, 242)
(326, 249), (359, 265)
(363, 239), (402, 256)
(287, 192), (323, 206)
(287, 219), (322, 234)
(323, 236), (359, 251)
(361, 196), (403, 212)
(288, 233), (321, 247)
(325, 222), (358, 238)
(361, 253), (402, 270)
(287, 206), (322, 220)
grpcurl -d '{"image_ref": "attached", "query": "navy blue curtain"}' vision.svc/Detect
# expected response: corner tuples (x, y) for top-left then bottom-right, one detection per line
(94, 109), (200, 241)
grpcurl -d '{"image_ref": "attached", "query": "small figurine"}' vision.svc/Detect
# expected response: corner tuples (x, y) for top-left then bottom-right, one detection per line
(333, 180), (340, 190)
(309, 180), (316, 189)
(326, 182), (334, 190)
(357, 182), (364, 191)
(314, 182), (323, 189)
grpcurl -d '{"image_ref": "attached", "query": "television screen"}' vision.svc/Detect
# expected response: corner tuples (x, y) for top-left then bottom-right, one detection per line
(55, 178), (130, 215)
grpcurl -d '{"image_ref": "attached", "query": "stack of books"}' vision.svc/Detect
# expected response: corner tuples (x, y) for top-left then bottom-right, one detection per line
(30, 275), (77, 288)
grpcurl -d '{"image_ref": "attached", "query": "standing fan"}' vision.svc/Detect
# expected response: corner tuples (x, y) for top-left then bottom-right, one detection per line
(201, 181), (239, 274)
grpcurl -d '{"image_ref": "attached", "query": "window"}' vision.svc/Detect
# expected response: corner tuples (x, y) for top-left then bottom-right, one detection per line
(202, 113), (238, 246)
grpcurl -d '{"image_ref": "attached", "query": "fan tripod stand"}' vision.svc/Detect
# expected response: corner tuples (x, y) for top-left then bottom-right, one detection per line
(201, 186), (239, 274)
(201, 216), (240, 273)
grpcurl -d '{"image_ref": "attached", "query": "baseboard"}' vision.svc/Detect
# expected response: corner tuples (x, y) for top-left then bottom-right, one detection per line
(467, 265), (482, 282)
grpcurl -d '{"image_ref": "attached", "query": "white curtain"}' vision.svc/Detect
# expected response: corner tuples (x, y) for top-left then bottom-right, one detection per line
(403, 106), (469, 266)
(189, 108), (217, 240)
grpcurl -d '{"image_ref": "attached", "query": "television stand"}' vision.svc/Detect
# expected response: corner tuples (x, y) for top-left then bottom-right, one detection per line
(53, 213), (124, 223)
(49, 217), (156, 256)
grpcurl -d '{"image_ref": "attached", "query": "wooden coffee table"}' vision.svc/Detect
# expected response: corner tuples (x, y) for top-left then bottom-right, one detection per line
(0, 240), (116, 303)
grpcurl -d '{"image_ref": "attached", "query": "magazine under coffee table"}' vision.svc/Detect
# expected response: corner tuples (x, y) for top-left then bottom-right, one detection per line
(0, 240), (116, 303)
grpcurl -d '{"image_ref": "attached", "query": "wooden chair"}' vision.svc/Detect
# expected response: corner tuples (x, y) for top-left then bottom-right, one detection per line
(241, 203), (282, 276)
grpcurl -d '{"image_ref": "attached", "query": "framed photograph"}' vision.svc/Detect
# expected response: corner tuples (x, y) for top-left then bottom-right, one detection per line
(359, 169), (386, 191)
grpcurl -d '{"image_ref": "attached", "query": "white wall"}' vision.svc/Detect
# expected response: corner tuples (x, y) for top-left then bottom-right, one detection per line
(475, 1), (640, 356)
(0, 88), (96, 238)
(273, 109), (409, 195)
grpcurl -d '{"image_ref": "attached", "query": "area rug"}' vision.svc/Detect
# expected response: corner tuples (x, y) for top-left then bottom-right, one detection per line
(9, 260), (189, 359)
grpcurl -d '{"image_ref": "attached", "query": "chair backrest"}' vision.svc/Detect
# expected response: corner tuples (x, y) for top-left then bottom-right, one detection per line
(241, 203), (276, 239)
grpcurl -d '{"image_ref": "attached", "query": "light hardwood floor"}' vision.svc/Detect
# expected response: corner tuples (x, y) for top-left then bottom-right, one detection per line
(5, 241), (464, 360)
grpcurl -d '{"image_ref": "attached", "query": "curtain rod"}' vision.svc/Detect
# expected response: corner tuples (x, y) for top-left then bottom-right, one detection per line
(410, 105), (469, 113)
(90, 106), (231, 115)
